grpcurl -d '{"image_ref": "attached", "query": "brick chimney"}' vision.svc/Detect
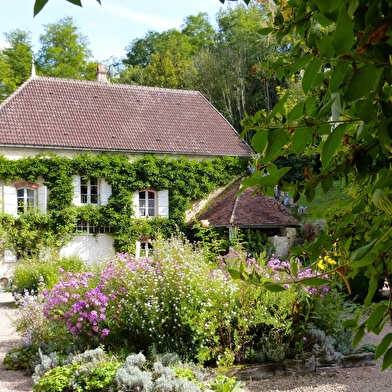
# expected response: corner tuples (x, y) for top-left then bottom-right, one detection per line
(96, 64), (108, 83)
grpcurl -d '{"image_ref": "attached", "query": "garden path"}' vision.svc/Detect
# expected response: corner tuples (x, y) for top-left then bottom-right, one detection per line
(0, 292), (34, 392)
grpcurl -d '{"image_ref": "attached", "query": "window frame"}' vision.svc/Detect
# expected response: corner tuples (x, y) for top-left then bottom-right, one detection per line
(16, 186), (37, 214)
(138, 190), (157, 218)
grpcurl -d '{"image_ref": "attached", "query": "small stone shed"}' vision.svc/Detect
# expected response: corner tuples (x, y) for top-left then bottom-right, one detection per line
(197, 182), (300, 259)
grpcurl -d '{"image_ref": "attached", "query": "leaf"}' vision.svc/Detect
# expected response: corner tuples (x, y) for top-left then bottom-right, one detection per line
(321, 176), (333, 193)
(329, 62), (349, 93)
(258, 27), (274, 35)
(287, 102), (305, 122)
(331, 92), (345, 121)
(301, 277), (330, 286)
(266, 93), (289, 122)
(292, 127), (312, 154)
(375, 333), (392, 360)
(382, 347), (392, 371)
(228, 269), (241, 280)
(290, 54), (313, 74)
(367, 303), (388, 332)
(252, 131), (268, 154)
(333, 8), (354, 55)
(351, 238), (378, 261)
(66, 0), (82, 6)
(355, 100), (377, 124)
(321, 123), (347, 167)
(353, 325), (365, 347)
(316, 96), (336, 120)
(345, 64), (382, 101)
(258, 174), (279, 187)
(263, 282), (287, 292)
(264, 129), (290, 163)
(351, 253), (377, 268)
(302, 57), (323, 94)
(34, 0), (49, 16)
(364, 276), (379, 307)
(341, 318), (358, 329)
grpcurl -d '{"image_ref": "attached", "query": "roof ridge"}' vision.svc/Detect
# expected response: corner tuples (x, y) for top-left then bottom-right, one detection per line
(30, 75), (201, 94)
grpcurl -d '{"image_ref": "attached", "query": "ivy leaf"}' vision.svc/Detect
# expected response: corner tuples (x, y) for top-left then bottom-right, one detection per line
(321, 123), (347, 167)
(264, 129), (290, 163)
(375, 333), (392, 360)
(302, 57), (323, 94)
(345, 64), (382, 101)
(333, 8), (354, 55)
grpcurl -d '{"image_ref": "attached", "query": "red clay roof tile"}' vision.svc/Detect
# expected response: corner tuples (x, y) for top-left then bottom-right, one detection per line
(0, 77), (252, 157)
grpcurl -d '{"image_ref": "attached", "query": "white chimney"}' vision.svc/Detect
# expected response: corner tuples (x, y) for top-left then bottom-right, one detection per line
(96, 64), (108, 83)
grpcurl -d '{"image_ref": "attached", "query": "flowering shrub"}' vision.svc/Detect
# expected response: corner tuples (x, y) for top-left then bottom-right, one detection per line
(15, 236), (348, 367)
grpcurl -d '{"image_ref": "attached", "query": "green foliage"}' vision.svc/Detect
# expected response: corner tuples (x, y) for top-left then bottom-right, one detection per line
(210, 375), (245, 392)
(13, 256), (86, 292)
(0, 153), (247, 257)
(2, 345), (39, 371)
(35, 16), (96, 79)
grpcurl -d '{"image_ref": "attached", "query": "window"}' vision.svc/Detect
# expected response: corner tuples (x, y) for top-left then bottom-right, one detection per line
(139, 190), (156, 217)
(81, 177), (99, 204)
(76, 220), (113, 235)
(17, 188), (36, 213)
(140, 241), (153, 258)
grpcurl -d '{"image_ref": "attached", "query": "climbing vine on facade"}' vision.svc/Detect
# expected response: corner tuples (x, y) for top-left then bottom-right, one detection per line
(0, 153), (248, 256)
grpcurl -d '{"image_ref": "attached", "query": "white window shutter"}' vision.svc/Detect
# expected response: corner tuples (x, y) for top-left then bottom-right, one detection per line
(158, 190), (169, 218)
(38, 185), (47, 213)
(72, 175), (81, 206)
(133, 191), (139, 218)
(3, 186), (17, 217)
(100, 179), (111, 206)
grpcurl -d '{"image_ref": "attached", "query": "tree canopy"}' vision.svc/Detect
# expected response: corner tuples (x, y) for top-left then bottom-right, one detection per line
(221, 0), (392, 370)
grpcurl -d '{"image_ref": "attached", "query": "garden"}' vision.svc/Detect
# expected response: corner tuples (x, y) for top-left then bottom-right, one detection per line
(2, 230), (373, 392)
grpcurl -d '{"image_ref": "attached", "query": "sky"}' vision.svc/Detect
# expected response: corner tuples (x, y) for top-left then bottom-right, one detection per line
(1, 0), (235, 63)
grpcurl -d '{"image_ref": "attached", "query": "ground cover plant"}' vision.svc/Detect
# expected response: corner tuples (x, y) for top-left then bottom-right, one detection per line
(3, 235), (355, 391)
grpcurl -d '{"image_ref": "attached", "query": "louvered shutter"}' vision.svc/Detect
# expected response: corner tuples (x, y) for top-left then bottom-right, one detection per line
(38, 185), (47, 213)
(133, 191), (139, 218)
(100, 179), (111, 206)
(3, 186), (17, 217)
(72, 175), (81, 206)
(158, 190), (169, 218)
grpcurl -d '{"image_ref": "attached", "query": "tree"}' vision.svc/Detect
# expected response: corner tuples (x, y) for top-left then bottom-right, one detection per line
(36, 16), (96, 79)
(223, 0), (392, 370)
(0, 29), (33, 101)
(33, 0), (101, 16)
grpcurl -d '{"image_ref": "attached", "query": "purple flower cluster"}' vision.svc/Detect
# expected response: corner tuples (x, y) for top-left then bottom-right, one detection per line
(43, 271), (111, 339)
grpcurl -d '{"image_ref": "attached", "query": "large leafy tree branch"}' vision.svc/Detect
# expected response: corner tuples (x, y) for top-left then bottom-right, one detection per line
(222, 0), (392, 369)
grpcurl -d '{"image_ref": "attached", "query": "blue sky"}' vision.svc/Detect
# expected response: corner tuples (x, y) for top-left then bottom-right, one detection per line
(1, 0), (234, 62)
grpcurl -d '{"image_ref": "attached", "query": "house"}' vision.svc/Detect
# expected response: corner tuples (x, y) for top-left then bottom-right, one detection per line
(196, 181), (300, 259)
(0, 66), (252, 273)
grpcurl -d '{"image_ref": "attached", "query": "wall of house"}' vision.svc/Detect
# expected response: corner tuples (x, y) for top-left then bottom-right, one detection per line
(60, 235), (115, 263)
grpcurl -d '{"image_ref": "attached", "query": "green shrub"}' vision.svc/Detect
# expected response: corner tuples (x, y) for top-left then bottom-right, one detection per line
(13, 255), (86, 293)
(2, 345), (39, 371)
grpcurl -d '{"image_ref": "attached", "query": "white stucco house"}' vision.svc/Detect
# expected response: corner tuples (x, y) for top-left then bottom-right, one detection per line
(0, 66), (251, 273)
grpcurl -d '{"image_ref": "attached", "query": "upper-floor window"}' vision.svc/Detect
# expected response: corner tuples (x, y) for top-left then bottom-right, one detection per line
(139, 190), (156, 217)
(81, 177), (99, 204)
(133, 189), (169, 219)
(17, 188), (36, 213)
(76, 220), (113, 235)
(72, 175), (111, 207)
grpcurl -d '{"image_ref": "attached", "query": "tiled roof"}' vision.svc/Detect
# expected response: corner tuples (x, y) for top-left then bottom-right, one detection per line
(198, 182), (299, 227)
(0, 76), (251, 157)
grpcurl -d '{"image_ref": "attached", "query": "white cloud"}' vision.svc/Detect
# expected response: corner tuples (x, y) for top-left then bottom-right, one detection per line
(103, 4), (176, 30)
